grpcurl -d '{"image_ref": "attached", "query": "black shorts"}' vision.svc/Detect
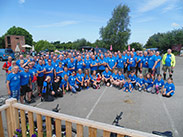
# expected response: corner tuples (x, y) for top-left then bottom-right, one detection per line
(130, 67), (136, 72)
(104, 79), (111, 85)
(37, 76), (44, 87)
(20, 85), (32, 96)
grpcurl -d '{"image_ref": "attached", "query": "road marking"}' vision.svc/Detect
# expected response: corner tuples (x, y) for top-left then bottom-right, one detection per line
(35, 102), (42, 107)
(85, 87), (107, 119)
(159, 95), (179, 137)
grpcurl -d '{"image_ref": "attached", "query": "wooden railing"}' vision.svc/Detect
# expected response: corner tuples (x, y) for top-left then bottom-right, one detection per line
(0, 98), (159, 137)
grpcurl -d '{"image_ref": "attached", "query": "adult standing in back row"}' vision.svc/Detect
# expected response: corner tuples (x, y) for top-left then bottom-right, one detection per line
(162, 49), (176, 80)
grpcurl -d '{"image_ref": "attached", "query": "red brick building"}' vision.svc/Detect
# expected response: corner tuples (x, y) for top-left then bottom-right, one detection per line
(5, 35), (25, 52)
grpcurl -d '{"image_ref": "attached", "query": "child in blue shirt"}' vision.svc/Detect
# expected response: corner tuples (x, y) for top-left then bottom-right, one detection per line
(135, 74), (145, 92)
(60, 74), (69, 94)
(117, 71), (125, 89)
(124, 78), (133, 93)
(162, 77), (175, 97)
(128, 71), (137, 87)
(68, 71), (80, 93)
(144, 73), (154, 93)
(76, 69), (84, 90)
(152, 74), (164, 94)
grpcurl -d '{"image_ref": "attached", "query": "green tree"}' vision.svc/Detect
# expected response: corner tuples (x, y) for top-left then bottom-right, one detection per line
(145, 28), (183, 51)
(72, 38), (88, 49)
(0, 26), (33, 48)
(35, 40), (55, 52)
(129, 42), (143, 51)
(100, 4), (131, 51)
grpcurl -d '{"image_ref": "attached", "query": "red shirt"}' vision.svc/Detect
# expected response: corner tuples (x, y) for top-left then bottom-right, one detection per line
(3, 61), (11, 73)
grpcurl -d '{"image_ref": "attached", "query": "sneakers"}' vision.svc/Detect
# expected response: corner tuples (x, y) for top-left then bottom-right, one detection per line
(156, 90), (159, 94)
(38, 93), (42, 97)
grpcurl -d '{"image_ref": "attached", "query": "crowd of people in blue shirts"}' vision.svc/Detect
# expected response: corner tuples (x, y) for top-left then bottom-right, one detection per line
(4, 48), (175, 104)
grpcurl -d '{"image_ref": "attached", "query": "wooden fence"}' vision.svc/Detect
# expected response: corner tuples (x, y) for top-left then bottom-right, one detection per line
(0, 98), (159, 137)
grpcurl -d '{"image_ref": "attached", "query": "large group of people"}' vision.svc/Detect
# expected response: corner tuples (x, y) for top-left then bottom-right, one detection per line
(2, 48), (176, 104)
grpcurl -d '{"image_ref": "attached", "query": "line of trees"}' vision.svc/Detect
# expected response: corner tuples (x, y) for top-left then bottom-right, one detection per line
(145, 28), (183, 52)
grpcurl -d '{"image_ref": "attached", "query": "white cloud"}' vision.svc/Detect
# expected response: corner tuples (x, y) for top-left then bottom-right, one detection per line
(19, 0), (25, 4)
(171, 22), (180, 27)
(34, 21), (79, 28)
(138, 0), (168, 12)
(162, 5), (175, 13)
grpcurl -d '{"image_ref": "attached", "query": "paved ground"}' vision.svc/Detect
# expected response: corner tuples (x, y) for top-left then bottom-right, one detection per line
(0, 57), (183, 137)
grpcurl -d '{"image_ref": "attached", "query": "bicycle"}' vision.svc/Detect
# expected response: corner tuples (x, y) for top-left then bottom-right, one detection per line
(111, 112), (173, 137)
(19, 104), (77, 137)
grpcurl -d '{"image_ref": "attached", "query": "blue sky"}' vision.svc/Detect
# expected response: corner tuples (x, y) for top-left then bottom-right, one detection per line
(0, 0), (183, 45)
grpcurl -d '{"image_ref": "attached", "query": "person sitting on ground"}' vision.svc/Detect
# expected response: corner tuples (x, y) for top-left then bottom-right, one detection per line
(111, 69), (120, 87)
(135, 73), (145, 92)
(124, 78), (133, 93)
(41, 76), (55, 102)
(128, 71), (137, 87)
(152, 74), (164, 94)
(144, 73), (153, 93)
(60, 74), (69, 94)
(117, 71), (125, 89)
(102, 67), (112, 87)
(162, 77), (175, 97)
(68, 71), (80, 93)
(90, 70), (101, 89)
(52, 76), (63, 97)
(76, 69), (84, 90)
(84, 69), (91, 89)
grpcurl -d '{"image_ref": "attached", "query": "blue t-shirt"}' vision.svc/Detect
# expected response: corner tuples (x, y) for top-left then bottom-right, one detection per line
(164, 82), (175, 95)
(153, 78), (164, 87)
(128, 74), (137, 82)
(45, 64), (54, 78)
(7, 73), (20, 91)
(117, 58), (124, 69)
(76, 60), (84, 71)
(98, 59), (106, 70)
(52, 62), (59, 69)
(122, 55), (128, 64)
(76, 73), (84, 84)
(102, 71), (112, 78)
(20, 71), (31, 86)
(124, 82), (133, 89)
(67, 61), (76, 72)
(61, 79), (67, 88)
(118, 74), (125, 80)
(90, 60), (98, 71)
(84, 74), (90, 80)
(68, 75), (76, 86)
(112, 73), (119, 80)
(84, 59), (91, 69)
(148, 55), (157, 69)
(165, 54), (172, 67)
(107, 57), (116, 69)
(137, 56), (142, 67)
(29, 68), (37, 80)
(56, 67), (63, 77)
(144, 78), (153, 88)
(142, 55), (149, 68)
(136, 78), (144, 85)
(61, 71), (70, 78)
(156, 55), (162, 68)
(128, 57), (136, 67)
(37, 64), (45, 77)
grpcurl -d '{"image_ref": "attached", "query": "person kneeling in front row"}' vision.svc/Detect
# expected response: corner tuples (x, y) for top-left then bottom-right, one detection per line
(162, 77), (175, 97)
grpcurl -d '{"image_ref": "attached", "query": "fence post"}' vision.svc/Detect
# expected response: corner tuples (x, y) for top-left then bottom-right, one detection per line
(5, 98), (18, 137)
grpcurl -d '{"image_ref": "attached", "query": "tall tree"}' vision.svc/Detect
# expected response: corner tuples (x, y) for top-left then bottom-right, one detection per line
(100, 4), (131, 51)
(129, 42), (143, 51)
(0, 26), (33, 48)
